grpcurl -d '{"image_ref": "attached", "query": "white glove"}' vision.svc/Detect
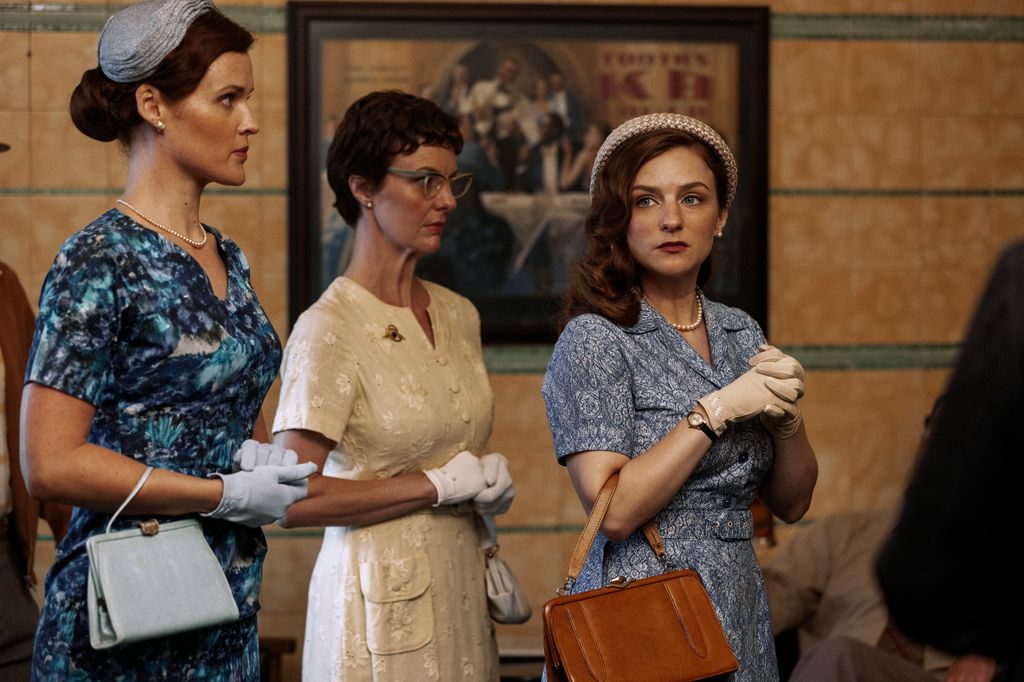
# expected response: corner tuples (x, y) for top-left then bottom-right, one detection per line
(424, 450), (488, 506)
(697, 368), (804, 437)
(232, 439), (299, 471)
(749, 345), (805, 439)
(205, 462), (318, 527)
(474, 453), (515, 515)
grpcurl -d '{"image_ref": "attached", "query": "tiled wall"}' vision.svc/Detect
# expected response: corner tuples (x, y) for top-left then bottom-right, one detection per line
(6, 0), (1023, 678)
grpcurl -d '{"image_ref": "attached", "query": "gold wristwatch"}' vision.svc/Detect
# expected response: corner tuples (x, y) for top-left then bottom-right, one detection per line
(686, 410), (718, 443)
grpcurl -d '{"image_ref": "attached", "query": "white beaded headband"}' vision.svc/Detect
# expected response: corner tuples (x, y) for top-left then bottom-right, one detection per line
(589, 112), (738, 208)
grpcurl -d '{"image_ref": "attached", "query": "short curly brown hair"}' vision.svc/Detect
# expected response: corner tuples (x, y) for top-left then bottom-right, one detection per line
(326, 90), (463, 226)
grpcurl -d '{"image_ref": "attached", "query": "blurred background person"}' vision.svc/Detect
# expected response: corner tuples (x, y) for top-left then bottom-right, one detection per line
(273, 90), (515, 681)
(460, 56), (532, 190)
(0, 255), (71, 680)
(764, 397), (1000, 682)
(542, 112), (817, 680)
(20, 0), (315, 677)
(559, 121), (611, 193)
(877, 240), (1024, 682)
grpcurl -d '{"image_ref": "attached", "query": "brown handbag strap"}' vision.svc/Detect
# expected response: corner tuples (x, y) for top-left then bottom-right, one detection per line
(563, 473), (669, 586)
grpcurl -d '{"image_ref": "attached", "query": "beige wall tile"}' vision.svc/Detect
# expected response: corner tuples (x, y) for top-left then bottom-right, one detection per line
(850, 0), (914, 11)
(849, 270), (923, 344)
(260, 195), (288, 273)
(920, 116), (992, 189)
(29, 32), (98, 113)
(256, 111), (287, 189)
(0, 196), (32, 272)
(991, 43), (1024, 116)
(847, 196), (922, 270)
(913, 0), (993, 13)
(0, 32), (30, 112)
(770, 196), (854, 271)
(848, 116), (922, 189)
(919, 197), (991, 270)
(988, 198), (1024, 259)
(30, 111), (110, 189)
(254, 34), (288, 114)
(772, 115), (851, 189)
(769, 269), (853, 344)
(844, 371), (929, 510)
(917, 266), (990, 342)
(848, 42), (919, 116)
(988, 0), (1024, 16)
(771, 41), (850, 116)
(990, 117), (1024, 189)
(0, 112), (30, 187)
(920, 42), (989, 116)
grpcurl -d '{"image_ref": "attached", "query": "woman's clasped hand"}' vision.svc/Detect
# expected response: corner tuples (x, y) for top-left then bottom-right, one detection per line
(424, 450), (515, 513)
(209, 439), (318, 527)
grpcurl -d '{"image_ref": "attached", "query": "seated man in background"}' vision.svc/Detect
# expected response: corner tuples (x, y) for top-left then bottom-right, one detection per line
(762, 403), (1001, 682)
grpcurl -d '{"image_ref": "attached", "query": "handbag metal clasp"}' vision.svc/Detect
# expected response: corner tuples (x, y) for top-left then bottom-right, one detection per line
(607, 575), (632, 589)
(137, 519), (160, 536)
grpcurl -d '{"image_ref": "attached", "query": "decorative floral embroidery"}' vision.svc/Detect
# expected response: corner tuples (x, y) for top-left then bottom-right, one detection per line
(343, 632), (370, 669)
(385, 602), (415, 642)
(399, 374), (428, 410)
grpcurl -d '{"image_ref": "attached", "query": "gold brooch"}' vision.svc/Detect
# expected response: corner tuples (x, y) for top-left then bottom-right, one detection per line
(384, 324), (404, 342)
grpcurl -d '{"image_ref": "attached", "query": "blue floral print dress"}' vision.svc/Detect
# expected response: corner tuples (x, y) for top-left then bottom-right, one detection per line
(25, 210), (281, 681)
(542, 295), (778, 681)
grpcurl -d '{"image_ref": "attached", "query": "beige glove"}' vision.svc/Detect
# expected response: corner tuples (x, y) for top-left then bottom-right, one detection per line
(697, 367), (804, 437)
(749, 344), (805, 439)
(424, 450), (488, 506)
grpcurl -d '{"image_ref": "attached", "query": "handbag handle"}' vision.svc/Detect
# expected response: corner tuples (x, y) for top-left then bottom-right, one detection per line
(105, 466), (155, 534)
(561, 473), (669, 592)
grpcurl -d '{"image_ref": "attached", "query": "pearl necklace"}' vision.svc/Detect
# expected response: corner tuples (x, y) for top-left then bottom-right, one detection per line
(651, 291), (703, 332)
(117, 198), (208, 248)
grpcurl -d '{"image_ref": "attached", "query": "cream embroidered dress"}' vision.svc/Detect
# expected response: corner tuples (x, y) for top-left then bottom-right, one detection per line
(273, 277), (498, 681)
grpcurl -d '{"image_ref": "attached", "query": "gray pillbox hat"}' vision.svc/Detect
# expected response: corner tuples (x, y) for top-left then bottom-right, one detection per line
(98, 0), (215, 83)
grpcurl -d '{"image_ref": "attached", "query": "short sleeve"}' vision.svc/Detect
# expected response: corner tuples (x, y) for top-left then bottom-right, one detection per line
(272, 308), (357, 444)
(26, 237), (120, 405)
(541, 315), (635, 464)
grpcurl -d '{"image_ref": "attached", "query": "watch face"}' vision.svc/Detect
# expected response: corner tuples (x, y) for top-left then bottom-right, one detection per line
(687, 412), (703, 428)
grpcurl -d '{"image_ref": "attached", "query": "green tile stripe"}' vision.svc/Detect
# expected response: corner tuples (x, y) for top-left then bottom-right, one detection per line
(774, 188), (1024, 198)
(772, 13), (1024, 41)
(1, 5), (1022, 41)
(0, 3), (279, 33)
(0, 187), (286, 195)
(3, 187), (1021, 198)
(483, 343), (960, 373)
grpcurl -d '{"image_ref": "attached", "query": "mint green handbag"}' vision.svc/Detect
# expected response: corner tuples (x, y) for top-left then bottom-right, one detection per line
(86, 466), (240, 649)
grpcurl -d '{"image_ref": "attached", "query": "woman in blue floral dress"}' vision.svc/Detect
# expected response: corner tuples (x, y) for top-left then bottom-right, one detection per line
(20, 0), (315, 678)
(542, 114), (818, 681)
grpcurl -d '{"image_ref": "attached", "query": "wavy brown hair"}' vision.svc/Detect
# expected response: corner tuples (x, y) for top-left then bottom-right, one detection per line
(559, 130), (729, 330)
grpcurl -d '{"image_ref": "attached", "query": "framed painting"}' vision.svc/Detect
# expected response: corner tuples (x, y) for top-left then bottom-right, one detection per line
(288, 2), (768, 343)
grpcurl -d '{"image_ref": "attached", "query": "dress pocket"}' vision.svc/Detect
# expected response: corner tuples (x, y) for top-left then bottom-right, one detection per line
(359, 553), (434, 655)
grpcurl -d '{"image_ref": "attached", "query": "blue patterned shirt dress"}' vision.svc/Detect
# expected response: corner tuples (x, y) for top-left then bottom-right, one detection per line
(542, 295), (779, 681)
(25, 210), (281, 680)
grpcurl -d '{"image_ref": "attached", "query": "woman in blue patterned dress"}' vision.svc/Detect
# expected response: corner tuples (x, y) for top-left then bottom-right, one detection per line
(19, 0), (316, 678)
(541, 113), (818, 681)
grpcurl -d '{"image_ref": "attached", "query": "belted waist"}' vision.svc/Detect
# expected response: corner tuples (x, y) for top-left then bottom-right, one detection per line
(653, 508), (753, 540)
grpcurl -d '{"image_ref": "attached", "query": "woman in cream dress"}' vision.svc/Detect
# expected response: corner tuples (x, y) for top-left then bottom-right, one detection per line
(273, 91), (514, 681)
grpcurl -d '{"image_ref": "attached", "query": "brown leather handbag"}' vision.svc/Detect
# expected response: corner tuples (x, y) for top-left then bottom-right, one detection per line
(543, 475), (739, 682)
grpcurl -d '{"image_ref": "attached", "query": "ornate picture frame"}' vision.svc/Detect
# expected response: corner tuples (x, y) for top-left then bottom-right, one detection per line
(288, 2), (768, 342)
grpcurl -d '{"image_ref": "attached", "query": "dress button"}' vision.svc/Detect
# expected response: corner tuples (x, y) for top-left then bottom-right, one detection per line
(449, 384), (460, 393)
(438, 357), (448, 366)
(460, 412), (470, 423)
